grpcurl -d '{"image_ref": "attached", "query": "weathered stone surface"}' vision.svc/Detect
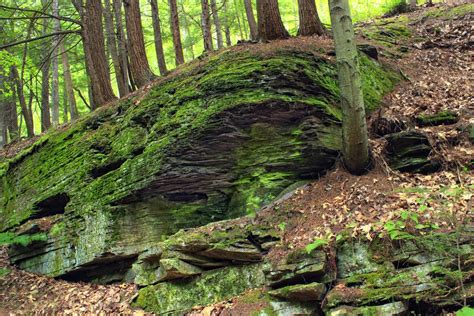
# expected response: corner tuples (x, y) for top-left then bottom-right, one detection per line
(385, 130), (440, 173)
(135, 262), (268, 314)
(0, 48), (398, 281)
(268, 282), (326, 301)
(265, 250), (329, 288)
(327, 301), (407, 316)
(337, 242), (394, 278)
(155, 258), (203, 282)
(415, 110), (458, 127)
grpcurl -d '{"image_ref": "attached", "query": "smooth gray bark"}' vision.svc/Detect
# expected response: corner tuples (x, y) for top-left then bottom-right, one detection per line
(51, 0), (60, 126)
(329, 0), (369, 174)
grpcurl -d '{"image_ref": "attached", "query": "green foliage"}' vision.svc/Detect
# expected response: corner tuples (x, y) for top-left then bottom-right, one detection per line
(305, 238), (329, 254)
(456, 306), (474, 316)
(0, 232), (47, 247)
(0, 268), (10, 278)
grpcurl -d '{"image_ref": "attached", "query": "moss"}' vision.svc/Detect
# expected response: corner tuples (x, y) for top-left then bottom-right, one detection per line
(416, 110), (458, 126)
(134, 262), (268, 314)
(423, 3), (474, 19)
(1, 47), (398, 277)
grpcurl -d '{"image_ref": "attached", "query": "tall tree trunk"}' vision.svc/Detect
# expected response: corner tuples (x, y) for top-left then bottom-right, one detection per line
(201, 0), (214, 52)
(60, 41), (79, 120)
(329, 0), (369, 175)
(210, 0), (224, 49)
(234, 0), (245, 39)
(82, 0), (117, 107)
(256, 0), (289, 41)
(243, 0), (258, 40)
(408, 0), (416, 7)
(297, 0), (326, 36)
(63, 78), (68, 123)
(150, 0), (168, 75)
(182, 11), (196, 59)
(0, 101), (5, 148)
(169, 0), (185, 65)
(113, 0), (131, 95)
(6, 70), (19, 141)
(40, 0), (51, 132)
(51, 0), (60, 126)
(123, 0), (155, 87)
(12, 66), (34, 138)
(222, 0), (232, 46)
(104, 0), (128, 97)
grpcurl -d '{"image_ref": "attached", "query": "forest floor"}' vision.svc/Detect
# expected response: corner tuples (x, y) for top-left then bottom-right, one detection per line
(0, 3), (473, 315)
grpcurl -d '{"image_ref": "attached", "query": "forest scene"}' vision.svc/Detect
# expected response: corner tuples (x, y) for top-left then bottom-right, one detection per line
(0, 0), (473, 314)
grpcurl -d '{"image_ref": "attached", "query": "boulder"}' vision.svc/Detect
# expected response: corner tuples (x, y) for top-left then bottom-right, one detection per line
(268, 282), (326, 301)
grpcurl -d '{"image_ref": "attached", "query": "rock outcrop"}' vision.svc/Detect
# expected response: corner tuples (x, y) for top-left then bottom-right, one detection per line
(0, 47), (398, 281)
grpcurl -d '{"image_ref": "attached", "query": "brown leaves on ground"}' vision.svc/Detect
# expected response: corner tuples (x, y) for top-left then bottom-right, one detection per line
(0, 248), (145, 315)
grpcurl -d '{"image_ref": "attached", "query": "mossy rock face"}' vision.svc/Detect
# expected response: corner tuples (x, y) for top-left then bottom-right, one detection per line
(0, 48), (398, 280)
(415, 110), (458, 127)
(134, 262), (268, 314)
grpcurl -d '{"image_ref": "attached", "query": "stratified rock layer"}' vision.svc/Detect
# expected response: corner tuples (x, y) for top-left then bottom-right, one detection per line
(0, 48), (397, 281)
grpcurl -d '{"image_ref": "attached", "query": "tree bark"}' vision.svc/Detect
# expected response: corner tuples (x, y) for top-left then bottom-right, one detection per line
(104, 0), (128, 97)
(222, 0), (232, 46)
(234, 0), (245, 39)
(60, 41), (79, 120)
(40, 0), (51, 132)
(123, 0), (155, 87)
(51, 0), (60, 126)
(169, 0), (185, 65)
(12, 66), (34, 137)
(6, 69), (19, 141)
(113, 0), (131, 95)
(181, 9), (195, 59)
(256, 0), (289, 41)
(243, 0), (258, 40)
(0, 101), (5, 148)
(210, 0), (224, 49)
(329, 0), (369, 175)
(201, 0), (214, 52)
(297, 0), (326, 36)
(82, 0), (117, 107)
(150, 0), (168, 75)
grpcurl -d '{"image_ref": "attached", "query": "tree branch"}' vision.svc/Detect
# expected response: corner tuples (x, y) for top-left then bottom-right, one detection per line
(0, 30), (80, 50)
(0, 4), (81, 25)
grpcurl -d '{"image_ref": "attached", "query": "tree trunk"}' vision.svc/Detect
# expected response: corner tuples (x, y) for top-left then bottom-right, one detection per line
(82, 0), (117, 107)
(182, 11), (195, 59)
(12, 66), (34, 138)
(60, 41), (79, 120)
(256, 0), (289, 41)
(63, 78), (68, 123)
(123, 0), (155, 87)
(150, 0), (168, 75)
(6, 69), (19, 141)
(210, 0), (224, 49)
(51, 0), (60, 127)
(40, 0), (51, 132)
(243, 0), (258, 40)
(408, 0), (417, 7)
(113, 0), (131, 95)
(329, 0), (369, 175)
(234, 0), (245, 39)
(104, 0), (128, 97)
(297, 0), (326, 36)
(0, 101), (5, 148)
(201, 0), (214, 52)
(169, 0), (185, 65)
(223, 0), (232, 46)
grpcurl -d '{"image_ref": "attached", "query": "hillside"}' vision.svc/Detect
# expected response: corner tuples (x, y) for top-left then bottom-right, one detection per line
(1, 3), (473, 315)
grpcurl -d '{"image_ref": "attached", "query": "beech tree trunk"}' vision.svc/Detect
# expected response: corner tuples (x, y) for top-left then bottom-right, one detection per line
(169, 0), (185, 65)
(210, 0), (224, 49)
(243, 0), (258, 40)
(113, 0), (131, 95)
(51, 0), (60, 126)
(201, 0), (214, 52)
(12, 66), (34, 137)
(123, 0), (155, 87)
(329, 0), (369, 175)
(256, 0), (289, 41)
(82, 0), (117, 107)
(60, 41), (79, 120)
(150, 0), (168, 75)
(297, 0), (326, 36)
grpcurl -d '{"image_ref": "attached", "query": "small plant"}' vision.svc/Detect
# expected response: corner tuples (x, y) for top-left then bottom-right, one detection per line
(277, 222), (286, 232)
(305, 237), (329, 254)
